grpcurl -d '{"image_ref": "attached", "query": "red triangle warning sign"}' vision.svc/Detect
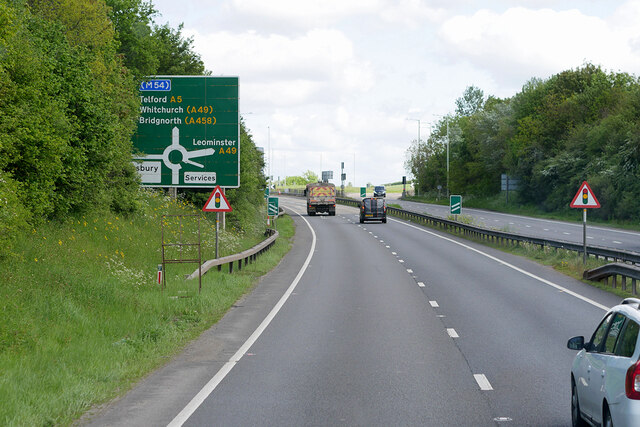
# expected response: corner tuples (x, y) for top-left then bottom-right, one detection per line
(570, 181), (600, 208)
(203, 186), (232, 212)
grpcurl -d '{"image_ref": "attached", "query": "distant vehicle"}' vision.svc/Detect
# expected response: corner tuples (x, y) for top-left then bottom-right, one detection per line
(567, 298), (640, 427)
(360, 197), (386, 223)
(305, 182), (336, 216)
(373, 185), (386, 198)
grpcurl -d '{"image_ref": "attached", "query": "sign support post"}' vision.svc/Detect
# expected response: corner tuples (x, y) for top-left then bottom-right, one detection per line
(582, 209), (587, 265)
(202, 186), (233, 259)
(216, 212), (220, 259)
(570, 181), (600, 265)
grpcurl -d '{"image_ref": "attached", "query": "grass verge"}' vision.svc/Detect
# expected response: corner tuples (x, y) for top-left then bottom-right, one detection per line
(0, 190), (295, 426)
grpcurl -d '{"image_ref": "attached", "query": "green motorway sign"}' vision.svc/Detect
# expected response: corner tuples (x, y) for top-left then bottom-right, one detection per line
(267, 197), (279, 217)
(133, 76), (239, 188)
(450, 195), (462, 215)
(360, 187), (366, 198)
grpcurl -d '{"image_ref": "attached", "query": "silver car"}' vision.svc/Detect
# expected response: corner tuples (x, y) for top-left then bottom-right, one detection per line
(568, 298), (640, 427)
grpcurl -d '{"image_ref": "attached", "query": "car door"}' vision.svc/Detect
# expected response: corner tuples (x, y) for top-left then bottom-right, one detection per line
(578, 312), (613, 420)
(604, 318), (639, 408)
(582, 313), (626, 425)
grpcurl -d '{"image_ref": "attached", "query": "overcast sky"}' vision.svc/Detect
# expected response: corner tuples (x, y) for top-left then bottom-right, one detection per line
(150, 0), (640, 187)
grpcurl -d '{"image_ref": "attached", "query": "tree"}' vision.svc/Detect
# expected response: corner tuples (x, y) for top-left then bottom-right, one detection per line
(152, 23), (206, 75)
(105, 0), (159, 78)
(455, 85), (484, 117)
(302, 170), (319, 183)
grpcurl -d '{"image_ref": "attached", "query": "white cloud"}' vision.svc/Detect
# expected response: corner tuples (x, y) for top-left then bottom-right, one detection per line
(439, 6), (640, 88)
(189, 28), (374, 101)
(150, 0), (640, 186)
(232, 0), (378, 24)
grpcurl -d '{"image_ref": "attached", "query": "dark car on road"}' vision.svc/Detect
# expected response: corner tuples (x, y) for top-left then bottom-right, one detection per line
(373, 185), (386, 198)
(360, 197), (386, 223)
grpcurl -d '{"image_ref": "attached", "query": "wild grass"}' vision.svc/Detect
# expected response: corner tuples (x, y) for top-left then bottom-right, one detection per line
(0, 189), (295, 426)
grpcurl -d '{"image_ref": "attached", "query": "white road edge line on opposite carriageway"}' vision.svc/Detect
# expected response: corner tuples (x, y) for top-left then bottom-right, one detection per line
(167, 205), (316, 427)
(390, 218), (610, 312)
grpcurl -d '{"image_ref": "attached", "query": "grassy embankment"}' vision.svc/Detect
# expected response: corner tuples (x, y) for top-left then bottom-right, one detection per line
(0, 189), (295, 426)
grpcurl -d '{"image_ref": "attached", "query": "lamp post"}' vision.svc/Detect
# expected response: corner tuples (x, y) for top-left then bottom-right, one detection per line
(406, 118), (421, 145)
(433, 115), (450, 197)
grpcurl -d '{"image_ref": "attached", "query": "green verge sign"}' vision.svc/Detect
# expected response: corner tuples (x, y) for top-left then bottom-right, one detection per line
(133, 76), (240, 188)
(450, 195), (462, 215)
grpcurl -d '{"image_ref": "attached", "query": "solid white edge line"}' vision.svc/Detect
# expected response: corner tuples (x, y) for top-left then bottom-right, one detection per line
(167, 205), (317, 427)
(474, 374), (493, 391)
(389, 218), (610, 312)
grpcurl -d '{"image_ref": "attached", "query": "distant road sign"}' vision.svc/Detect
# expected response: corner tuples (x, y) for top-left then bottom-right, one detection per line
(267, 197), (279, 217)
(570, 181), (600, 208)
(450, 195), (462, 215)
(360, 187), (366, 198)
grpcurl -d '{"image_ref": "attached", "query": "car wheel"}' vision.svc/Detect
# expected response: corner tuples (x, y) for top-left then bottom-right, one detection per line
(571, 380), (587, 427)
(603, 404), (613, 427)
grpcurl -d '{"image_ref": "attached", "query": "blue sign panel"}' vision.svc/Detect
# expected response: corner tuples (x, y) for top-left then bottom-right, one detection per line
(140, 79), (172, 91)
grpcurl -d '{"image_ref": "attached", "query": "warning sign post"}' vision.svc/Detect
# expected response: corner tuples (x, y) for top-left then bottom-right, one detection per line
(570, 181), (600, 265)
(202, 186), (233, 258)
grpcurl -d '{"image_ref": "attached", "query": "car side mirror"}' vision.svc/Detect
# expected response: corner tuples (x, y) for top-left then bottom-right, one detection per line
(567, 336), (585, 350)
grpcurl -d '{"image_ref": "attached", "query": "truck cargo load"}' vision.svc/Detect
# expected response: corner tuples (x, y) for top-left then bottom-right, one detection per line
(305, 182), (336, 216)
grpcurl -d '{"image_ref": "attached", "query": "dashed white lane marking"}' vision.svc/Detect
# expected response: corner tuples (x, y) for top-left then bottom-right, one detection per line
(474, 374), (493, 391)
(447, 328), (459, 338)
(391, 252), (397, 255)
(563, 232), (570, 235)
(390, 219), (609, 312)
(613, 240), (623, 244)
(407, 269), (413, 274)
(429, 301), (439, 307)
(399, 259), (405, 263)
(385, 245), (390, 248)
(418, 282), (425, 287)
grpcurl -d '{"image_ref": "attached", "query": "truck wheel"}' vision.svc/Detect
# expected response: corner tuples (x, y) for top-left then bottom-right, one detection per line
(382, 217), (387, 223)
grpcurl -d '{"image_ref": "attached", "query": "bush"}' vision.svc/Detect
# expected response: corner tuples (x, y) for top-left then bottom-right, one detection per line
(0, 171), (30, 258)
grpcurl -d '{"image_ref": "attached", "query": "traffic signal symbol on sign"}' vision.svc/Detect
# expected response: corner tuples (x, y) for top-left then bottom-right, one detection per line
(203, 185), (232, 212)
(570, 181), (600, 208)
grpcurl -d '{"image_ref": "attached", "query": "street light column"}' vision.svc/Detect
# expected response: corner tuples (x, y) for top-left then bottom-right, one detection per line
(446, 118), (449, 198)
